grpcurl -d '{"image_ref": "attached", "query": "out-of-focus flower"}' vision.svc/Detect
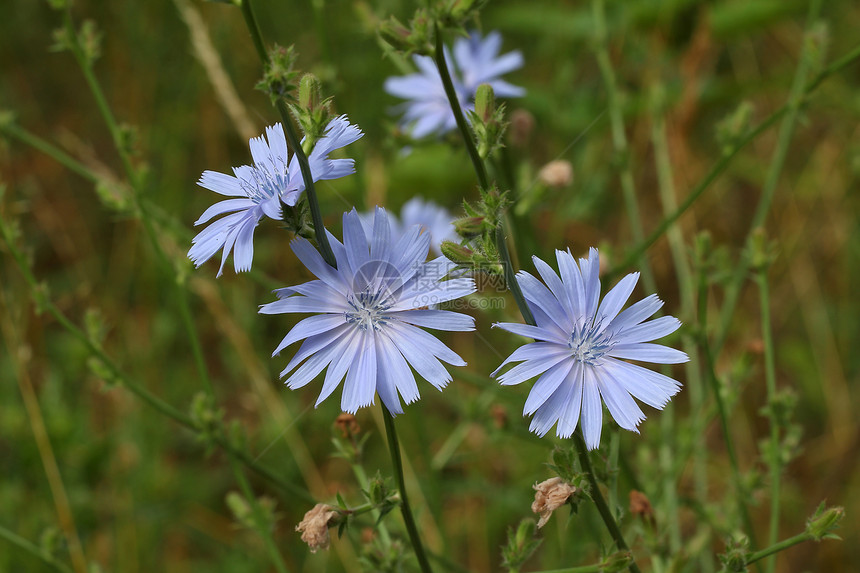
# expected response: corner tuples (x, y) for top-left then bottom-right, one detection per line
(188, 117), (363, 276)
(360, 198), (458, 257)
(260, 208), (476, 414)
(384, 31), (524, 139)
(538, 160), (574, 189)
(492, 248), (687, 449)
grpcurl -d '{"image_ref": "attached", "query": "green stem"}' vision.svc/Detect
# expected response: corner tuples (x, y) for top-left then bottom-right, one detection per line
(591, 0), (655, 293)
(239, 0), (336, 268)
(697, 271), (757, 547)
(495, 225), (535, 326)
(650, 93), (698, 559)
(0, 122), (98, 183)
(433, 24), (490, 190)
(746, 532), (811, 566)
(382, 407), (433, 573)
(227, 454), (291, 573)
(61, 6), (214, 396)
(714, 0), (822, 356)
(607, 38), (860, 281)
(573, 431), (642, 573)
(757, 268), (781, 573)
(0, 217), (313, 504)
(0, 524), (74, 573)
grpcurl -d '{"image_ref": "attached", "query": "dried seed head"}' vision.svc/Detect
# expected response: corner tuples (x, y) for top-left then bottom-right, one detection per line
(531, 477), (576, 528)
(296, 504), (338, 553)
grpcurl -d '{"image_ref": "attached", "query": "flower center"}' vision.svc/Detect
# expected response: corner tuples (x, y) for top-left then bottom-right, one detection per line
(568, 318), (614, 366)
(345, 290), (394, 332)
(238, 154), (291, 204)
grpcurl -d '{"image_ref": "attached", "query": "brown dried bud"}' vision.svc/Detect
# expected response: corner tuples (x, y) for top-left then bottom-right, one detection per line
(490, 404), (508, 430)
(296, 504), (338, 553)
(629, 490), (655, 526)
(531, 477), (576, 528)
(538, 160), (574, 189)
(509, 109), (535, 147)
(335, 413), (360, 438)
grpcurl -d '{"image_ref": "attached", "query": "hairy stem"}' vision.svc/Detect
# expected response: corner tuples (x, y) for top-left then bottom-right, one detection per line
(433, 24), (490, 190)
(239, 0), (336, 267)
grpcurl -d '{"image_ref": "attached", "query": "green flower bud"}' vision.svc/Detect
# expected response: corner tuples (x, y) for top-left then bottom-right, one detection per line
(440, 241), (474, 265)
(806, 503), (844, 541)
(474, 83), (496, 124)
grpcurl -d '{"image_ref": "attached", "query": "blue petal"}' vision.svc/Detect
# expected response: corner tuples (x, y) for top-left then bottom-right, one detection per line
(198, 170), (246, 196)
(607, 343), (689, 364)
(316, 329), (362, 407)
(600, 358), (681, 409)
(556, 362), (585, 438)
(594, 272), (639, 333)
(594, 366), (644, 431)
(579, 367), (603, 448)
(272, 314), (346, 356)
(523, 358), (574, 415)
(394, 310), (475, 331)
(341, 330), (377, 414)
(612, 315), (681, 345)
(492, 322), (568, 345)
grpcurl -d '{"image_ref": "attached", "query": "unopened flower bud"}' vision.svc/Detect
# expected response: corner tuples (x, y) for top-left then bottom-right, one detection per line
(531, 477), (576, 528)
(475, 84), (496, 124)
(602, 551), (634, 572)
(441, 241), (474, 264)
(296, 504), (339, 553)
(378, 16), (412, 51)
(299, 74), (323, 113)
(806, 503), (844, 541)
(537, 160), (573, 189)
(453, 216), (485, 238)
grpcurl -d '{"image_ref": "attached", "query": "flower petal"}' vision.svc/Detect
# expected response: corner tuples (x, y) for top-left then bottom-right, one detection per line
(607, 343), (689, 364)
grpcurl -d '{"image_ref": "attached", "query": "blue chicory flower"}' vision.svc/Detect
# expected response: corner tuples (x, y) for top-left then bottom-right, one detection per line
(188, 116), (363, 276)
(259, 207), (477, 415)
(360, 197), (458, 257)
(384, 30), (524, 139)
(492, 248), (688, 449)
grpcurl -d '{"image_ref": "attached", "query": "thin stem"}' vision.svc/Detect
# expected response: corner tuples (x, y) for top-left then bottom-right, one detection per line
(433, 24), (490, 190)
(746, 532), (811, 566)
(239, 0), (336, 267)
(0, 218), (314, 504)
(607, 38), (860, 281)
(573, 431), (642, 573)
(757, 268), (781, 572)
(697, 272), (757, 547)
(227, 454), (291, 573)
(0, 122), (99, 183)
(381, 407), (433, 573)
(591, 0), (655, 293)
(495, 225), (535, 326)
(0, 524), (74, 573)
(650, 93), (699, 559)
(1, 301), (88, 573)
(61, 6), (214, 396)
(715, 0), (822, 356)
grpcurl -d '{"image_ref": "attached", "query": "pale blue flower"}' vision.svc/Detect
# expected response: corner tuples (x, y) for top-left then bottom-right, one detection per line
(399, 197), (458, 256)
(259, 207), (477, 414)
(492, 248), (687, 449)
(359, 197), (458, 256)
(188, 116), (363, 276)
(384, 30), (524, 139)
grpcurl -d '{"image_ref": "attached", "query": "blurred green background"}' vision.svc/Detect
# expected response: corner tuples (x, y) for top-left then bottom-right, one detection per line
(1, 0), (859, 571)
